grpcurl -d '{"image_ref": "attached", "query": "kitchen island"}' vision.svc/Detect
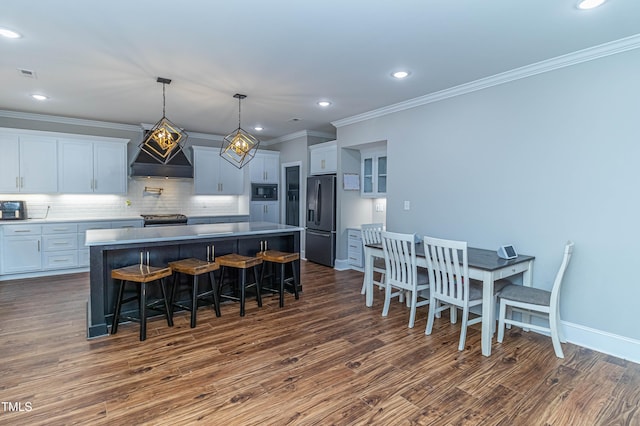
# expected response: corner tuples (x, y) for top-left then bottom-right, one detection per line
(85, 221), (303, 338)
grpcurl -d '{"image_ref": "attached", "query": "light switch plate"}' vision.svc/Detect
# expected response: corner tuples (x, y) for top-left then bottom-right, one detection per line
(403, 201), (410, 210)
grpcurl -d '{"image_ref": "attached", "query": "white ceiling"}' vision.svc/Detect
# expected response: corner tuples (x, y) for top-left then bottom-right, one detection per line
(2, 1), (640, 142)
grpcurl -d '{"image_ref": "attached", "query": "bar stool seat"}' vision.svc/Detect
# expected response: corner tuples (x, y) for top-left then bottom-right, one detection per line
(216, 254), (263, 317)
(257, 250), (300, 307)
(111, 264), (173, 341)
(168, 258), (221, 328)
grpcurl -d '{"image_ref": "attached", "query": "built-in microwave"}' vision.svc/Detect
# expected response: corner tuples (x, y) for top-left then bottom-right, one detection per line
(0, 200), (27, 220)
(251, 184), (278, 201)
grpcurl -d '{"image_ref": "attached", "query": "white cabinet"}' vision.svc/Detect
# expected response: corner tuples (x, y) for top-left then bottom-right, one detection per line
(347, 228), (364, 268)
(0, 133), (58, 193)
(250, 151), (279, 183)
(1, 224), (42, 274)
(58, 139), (127, 194)
(250, 201), (279, 223)
(193, 146), (244, 195)
(309, 140), (337, 175)
(361, 150), (387, 198)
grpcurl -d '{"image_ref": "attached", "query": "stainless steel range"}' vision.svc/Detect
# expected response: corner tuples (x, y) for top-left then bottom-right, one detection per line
(141, 214), (188, 227)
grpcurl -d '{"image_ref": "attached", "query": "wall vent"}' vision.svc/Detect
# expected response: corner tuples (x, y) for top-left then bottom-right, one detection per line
(17, 68), (37, 78)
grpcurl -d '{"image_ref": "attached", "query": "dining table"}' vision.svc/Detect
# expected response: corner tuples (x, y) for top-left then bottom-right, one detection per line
(363, 242), (535, 356)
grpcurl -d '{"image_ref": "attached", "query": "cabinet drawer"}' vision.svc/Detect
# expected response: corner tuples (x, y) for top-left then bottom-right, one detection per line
(43, 234), (78, 251)
(2, 224), (42, 236)
(43, 223), (78, 234)
(78, 221), (111, 233)
(43, 250), (78, 269)
(111, 220), (142, 229)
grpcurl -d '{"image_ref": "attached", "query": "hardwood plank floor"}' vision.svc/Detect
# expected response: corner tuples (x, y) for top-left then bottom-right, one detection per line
(1, 261), (639, 425)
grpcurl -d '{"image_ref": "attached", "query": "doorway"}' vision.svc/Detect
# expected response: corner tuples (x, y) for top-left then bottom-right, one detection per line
(284, 164), (300, 226)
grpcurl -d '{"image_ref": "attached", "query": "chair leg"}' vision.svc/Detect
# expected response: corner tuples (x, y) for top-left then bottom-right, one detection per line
(139, 282), (147, 341)
(159, 277), (173, 328)
(408, 289), (418, 328)
(549, 310), (564, 358)
(291, 260), (300, 300)
(278, 263), (285, 308)
(209, 271), (221, 317)
(254, 266), (262, 308)
(111, 279), (126, 334)
(458, 306), (469, 351)
(240, 268), (246, 317)
(497, 299), (507, 343)
(425, 296), (436, 335)
(382, 283), (392, 317)
(190, 275), (199, 328)
(169, 272), (179, 319)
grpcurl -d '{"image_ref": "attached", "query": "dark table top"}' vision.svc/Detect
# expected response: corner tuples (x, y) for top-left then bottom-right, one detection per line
(366, 242), (535, 272)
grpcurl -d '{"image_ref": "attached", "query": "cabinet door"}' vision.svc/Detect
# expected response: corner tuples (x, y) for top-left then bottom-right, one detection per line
(250, 153), (279, 183)
(1, 236), (42, 274)
(0, 134), (20, 193)
(218, 156), (244, 194)
(193, 147), (219, 195)
(58, 139), (94, 193)
(310, 145), (337, 175)
(93, 142), (127, 194)
(376, 155), (387, 194)
(264, 201), (279, 223)
(250, 202), (265, 222)
(19, 136), (58, 193)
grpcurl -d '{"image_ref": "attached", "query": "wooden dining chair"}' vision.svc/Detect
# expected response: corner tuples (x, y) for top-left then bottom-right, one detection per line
(380, 231), (429, 328)
(360, 223), (385, 294)
(423, 236), (508, 351)
(497, 241), (574, 358)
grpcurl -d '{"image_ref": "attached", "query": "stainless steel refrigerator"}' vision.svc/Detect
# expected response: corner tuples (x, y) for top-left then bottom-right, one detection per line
(305, 175), (336, 267)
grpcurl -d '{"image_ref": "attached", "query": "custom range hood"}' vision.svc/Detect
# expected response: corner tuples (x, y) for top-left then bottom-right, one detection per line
(130, 147), (193, 178)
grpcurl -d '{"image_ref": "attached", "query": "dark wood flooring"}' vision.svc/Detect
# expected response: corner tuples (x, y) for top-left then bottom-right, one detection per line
(0, 261), (639, 425)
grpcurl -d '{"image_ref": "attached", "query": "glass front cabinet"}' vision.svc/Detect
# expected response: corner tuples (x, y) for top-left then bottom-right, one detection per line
(361, 150), (387, 198)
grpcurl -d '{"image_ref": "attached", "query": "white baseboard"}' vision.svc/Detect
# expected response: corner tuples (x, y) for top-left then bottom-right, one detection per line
(334, 258), (351, 271)
(563, 321), (640, 364)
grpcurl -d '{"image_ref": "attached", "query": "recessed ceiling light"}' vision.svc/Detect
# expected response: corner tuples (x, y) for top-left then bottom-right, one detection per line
(392, 71), (410, 79)
(317, 101), (331, 107)
(0, 28), (22, 39)
(31, 94), (48, 101)
(254, 126), (263, 131)
(577, 0), (607, 9)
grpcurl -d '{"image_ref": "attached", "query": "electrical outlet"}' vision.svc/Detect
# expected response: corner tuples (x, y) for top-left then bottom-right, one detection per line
(403, 200), (410, 211)
(375, 203), (384, 212)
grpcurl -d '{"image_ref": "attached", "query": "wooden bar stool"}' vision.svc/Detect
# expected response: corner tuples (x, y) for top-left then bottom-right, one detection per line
(168, 258), (221, 328)
(111, 264), (173, 341)
(216, 254), (263, 317)
(257, 250), (300, 307)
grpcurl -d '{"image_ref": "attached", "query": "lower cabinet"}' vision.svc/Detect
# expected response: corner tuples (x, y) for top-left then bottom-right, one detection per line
(1, 224), (42, 274)
(250, 201), (279, 223)
(0, 219), (143, 278)
(347, 228), (364, 268)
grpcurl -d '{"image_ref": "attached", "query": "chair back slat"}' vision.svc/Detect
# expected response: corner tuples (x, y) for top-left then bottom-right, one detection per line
(381, 231), (417, 291)
(424, 236), (471, 305)
(361, 223), (384, 246)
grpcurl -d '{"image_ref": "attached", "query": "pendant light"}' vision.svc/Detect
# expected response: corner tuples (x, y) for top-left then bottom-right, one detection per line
(139, 77), (188, 164)
(220, 93), (260, 169)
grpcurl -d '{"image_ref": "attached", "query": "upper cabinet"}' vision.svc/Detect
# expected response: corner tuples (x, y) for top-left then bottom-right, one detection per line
(0, 132), (58, 193)
(309, 140), (337, 175)
(250, 151), (280, 183)
(192, 146), (244, 195)
(361, 150), (387, 198)
(58, 138), (128, 194)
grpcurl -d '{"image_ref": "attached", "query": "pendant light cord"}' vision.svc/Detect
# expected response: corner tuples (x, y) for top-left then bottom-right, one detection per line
(162, 83), (166, 117)
(238, 96), (242, 129)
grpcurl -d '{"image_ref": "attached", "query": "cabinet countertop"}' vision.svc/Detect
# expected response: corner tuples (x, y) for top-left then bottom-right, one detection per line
(85, 221), (303, 246)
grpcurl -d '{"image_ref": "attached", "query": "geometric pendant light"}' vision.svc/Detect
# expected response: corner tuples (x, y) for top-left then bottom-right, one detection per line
(139, 77), (188, 164)
(220, 93), (260, 169)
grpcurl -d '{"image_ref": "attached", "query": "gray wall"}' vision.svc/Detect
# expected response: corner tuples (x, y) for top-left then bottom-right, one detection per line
(337, 48), (640, 349)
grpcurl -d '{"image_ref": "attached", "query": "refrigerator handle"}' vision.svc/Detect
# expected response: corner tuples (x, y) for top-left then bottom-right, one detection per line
(315, 180), (321, 226)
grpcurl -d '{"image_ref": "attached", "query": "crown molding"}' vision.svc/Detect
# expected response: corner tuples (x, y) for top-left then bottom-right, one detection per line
(0, 109), (141, 132)
(332, 34), (640, 128)
(262, 129), (336, 146)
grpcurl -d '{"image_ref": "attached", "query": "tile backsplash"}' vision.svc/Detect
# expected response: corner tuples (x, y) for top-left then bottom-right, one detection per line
(0, 178), (248, 220)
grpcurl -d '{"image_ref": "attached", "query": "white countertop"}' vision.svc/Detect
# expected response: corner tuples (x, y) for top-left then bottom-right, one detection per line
(1, 216), (143, 224)
(85, 221), (303, 246)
